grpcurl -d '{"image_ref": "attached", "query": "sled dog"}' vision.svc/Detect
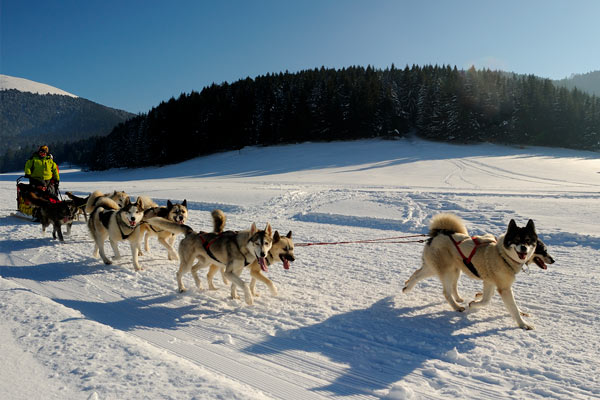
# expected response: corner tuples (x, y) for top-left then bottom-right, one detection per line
(26, 192), (78, 241)
(148, 210), (273, 305)
(87, 195), (147, 271)
(403, 213), (550, 330)
(140, 199), (188, 260)
(65, 191), (90, 221)
(207, 230), (295, 297)
(85, 190), (129, 214)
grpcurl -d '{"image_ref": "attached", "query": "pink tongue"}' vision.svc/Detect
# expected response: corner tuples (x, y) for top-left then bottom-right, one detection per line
(259, 257), (268, 272)
(283, 259), (290, 270)
(518, 252), (527, 260)
(130, 221), (136, 227)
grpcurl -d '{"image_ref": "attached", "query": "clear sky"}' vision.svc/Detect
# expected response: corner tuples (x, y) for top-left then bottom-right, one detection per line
(2, 0), (599, 114)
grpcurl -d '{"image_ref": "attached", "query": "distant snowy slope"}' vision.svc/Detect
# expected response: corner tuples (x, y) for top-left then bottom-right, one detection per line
(0, 74), (78, 97)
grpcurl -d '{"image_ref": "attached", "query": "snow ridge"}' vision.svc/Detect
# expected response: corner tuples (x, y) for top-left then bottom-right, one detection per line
(0, 74), (78, 97)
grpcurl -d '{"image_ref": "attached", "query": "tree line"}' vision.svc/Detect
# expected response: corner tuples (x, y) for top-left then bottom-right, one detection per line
(2, 65), (598, 173)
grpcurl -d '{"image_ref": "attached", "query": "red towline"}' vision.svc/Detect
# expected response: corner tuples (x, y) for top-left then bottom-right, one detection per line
(295, 234), (428, 247)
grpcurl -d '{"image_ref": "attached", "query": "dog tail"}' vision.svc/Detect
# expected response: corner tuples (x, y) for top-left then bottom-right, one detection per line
(137, 195), (158, 210)
(146, 217), (194, 236)
(86, 190), (119, 213)
(428, 213), (468, 237)
(211, 209), (226, 233)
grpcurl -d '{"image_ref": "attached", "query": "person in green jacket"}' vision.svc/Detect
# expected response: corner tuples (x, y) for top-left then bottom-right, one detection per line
(24, 145), (60, 196)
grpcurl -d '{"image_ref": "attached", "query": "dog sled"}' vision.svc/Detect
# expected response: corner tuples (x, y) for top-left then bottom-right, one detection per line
(14, 175), (61, 221)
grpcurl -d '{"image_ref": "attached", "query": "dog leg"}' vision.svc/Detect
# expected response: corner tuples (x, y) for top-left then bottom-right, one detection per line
(191, 263), (204, 290)
(206, 265), (222, 290)
(109, 239), (121, 260)
(158, 236), (179, 261)
(402, 263), (435, 293)
(130, 241), (143, 271)
(224, 267), (253, 305)
(497, 287), (534, 330)
(469, 281), (495, 309)
(66, 222), (72, 236)
(54, 223), (65, 242)
(440, 270), (465, 312)
(451, 275), (463, 303)
(250, 268), (278, 297)
(144, 232), (151, 252)
(96, 235), (112, 265)
(177, 254), (195, 292)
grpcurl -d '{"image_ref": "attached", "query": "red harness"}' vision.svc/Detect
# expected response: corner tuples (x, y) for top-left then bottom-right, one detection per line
(449, 235), (482, 278)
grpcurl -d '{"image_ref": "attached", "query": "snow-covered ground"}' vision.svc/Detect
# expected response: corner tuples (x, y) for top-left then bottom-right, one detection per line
(1, 138), (598, 400)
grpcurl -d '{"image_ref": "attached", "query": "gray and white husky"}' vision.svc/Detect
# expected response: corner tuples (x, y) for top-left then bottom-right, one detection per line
(87, 195), (146, 271)
(148, 209), (273, 305)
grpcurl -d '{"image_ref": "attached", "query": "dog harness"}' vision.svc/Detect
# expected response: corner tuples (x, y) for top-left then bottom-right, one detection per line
(445, 233), (482, 278)
(198, 231), (250, 267)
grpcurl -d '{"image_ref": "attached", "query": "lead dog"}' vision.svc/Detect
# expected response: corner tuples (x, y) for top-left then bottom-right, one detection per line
(403, 213), (550, 330)
(148, 210), (273, 305)
(87, 195), (146, 271)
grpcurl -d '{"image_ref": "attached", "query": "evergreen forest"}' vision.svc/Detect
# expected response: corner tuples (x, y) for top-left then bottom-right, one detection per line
(2, 65), (599, 172)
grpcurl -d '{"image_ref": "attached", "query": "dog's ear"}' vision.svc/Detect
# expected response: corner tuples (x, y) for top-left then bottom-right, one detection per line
(265, 223), (272, 237)
(273, 231), (281, 243)
(286, 231), (292, 239)
(250, 222), (257, 235)
(167, 200), (173, 208)
(182, 199), (187, 207)
(508, 219), (517, 231)
(135, 197), (144, 208)
(123, 196), (131, 207)
(526, 219), (535, 232)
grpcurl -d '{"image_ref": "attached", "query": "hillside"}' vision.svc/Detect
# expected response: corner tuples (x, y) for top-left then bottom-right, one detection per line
(554, 70), (600, 97)
(89, 66), (600, 170)
(1, 89), (133, 144)
(0, 75), (134, 173)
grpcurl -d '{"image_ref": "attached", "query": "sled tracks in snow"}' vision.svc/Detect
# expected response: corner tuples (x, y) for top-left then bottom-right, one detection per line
(1, 252), (442, 400)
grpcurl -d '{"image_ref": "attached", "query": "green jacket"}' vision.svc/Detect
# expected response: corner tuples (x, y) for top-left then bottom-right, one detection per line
(24, 153), (60, 182)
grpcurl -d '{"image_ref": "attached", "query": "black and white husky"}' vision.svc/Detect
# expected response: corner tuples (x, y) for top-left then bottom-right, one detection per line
(87, 194), (146, 271)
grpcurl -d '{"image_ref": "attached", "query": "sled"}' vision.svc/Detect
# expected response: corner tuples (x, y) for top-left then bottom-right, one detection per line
(16, 176), (60, 219)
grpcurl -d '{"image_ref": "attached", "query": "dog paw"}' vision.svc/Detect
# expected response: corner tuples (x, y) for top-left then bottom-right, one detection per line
(456, 306), (466, 312)
(402, 286), (409, 293)
(178, 288), (187, 293)
(455, 296), (464, 303)
(475, 292), (483, 298)
(103, 259), (112, 265)
(520, 323), (534, 330)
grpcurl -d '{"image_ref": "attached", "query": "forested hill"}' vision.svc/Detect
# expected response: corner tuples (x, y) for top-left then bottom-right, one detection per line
(91, 65), (597, 170)
(554, 70), (600, 97)
(0, 90), (134, 173)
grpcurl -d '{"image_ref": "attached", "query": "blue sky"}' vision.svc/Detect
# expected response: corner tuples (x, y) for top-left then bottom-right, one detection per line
(2, 0), (599, 114)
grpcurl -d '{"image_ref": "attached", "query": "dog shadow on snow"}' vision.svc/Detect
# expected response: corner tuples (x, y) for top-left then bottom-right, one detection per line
(53, 294), (226, 332)
(243, 296), (508, 397)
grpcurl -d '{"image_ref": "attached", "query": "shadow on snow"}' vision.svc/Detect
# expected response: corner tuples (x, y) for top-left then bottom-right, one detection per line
(243, 296), (507, 397)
